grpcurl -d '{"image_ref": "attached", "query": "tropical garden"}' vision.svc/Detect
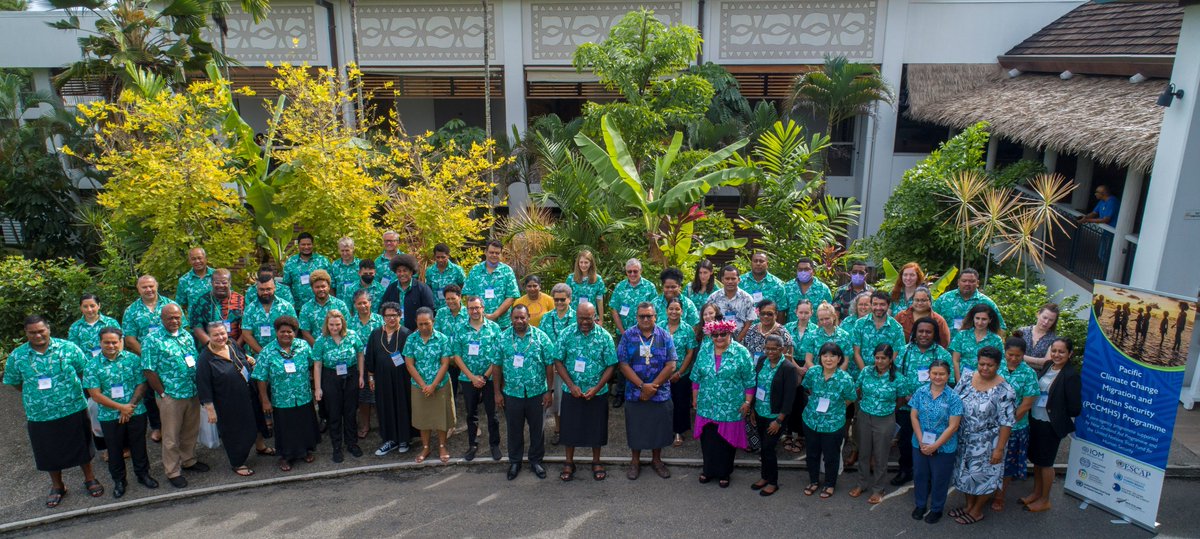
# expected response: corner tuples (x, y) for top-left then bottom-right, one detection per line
(0, 6), (1086, 364)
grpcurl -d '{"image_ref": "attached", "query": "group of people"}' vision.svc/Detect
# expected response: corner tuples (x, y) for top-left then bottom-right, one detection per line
(5, 233), (1082, 523)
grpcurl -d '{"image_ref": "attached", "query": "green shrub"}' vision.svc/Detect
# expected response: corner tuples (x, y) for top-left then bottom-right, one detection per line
(989, 159), (1045, 189)
(0, 256), (133, 345)
(984, 274), (1088, 367)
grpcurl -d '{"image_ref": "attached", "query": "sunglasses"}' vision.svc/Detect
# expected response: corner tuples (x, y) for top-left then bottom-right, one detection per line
(712, 332), (731, 338)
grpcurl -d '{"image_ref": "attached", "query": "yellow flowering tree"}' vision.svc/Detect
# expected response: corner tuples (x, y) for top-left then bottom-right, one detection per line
(69, 75), (255, 282)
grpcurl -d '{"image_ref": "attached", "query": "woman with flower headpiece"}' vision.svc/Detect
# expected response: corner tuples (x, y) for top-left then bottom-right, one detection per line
(690, 320), (756, 488)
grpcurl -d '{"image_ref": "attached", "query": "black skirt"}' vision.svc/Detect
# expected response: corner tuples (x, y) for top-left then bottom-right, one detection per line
(1028, 418), (1062, 467)
(274, 403), (320, 461)
(560, 393), (609, 448)
(28, 409), (94, 472)
(625, 400), (674, 450)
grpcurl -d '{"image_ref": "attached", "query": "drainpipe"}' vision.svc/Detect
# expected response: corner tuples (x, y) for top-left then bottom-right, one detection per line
(697, 0), (705, 63)
(315, 0), (341, 69)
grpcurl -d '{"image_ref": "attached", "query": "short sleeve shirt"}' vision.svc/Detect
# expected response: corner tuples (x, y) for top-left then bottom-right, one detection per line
(616, 326), (675, 401)
(909, 385), (964, 454)
(188, 292), (246, 341)
(538, 308), (576, 342)
(739, 272), (786, 306)
(685, 283), (716, 313)
(854, 316), (907, 369)
(896, 343), (956, 399)
(313, 330), (364, 371)
(3, 338), (88, 422)
(403, 330), (453, 388)
(800, 326), (855, 364)
(949, 330), (1005, 373)
(374, 253), (400, 289)
(832, 283), (874, 320)
(121, 296), (182, 342)
(785, 321), (817, 353)
(801, 368), (858, 433)
(330, 258), (363, 304)
(453, 320), (502, 382)
(932, 289), (1006, 336)
(1095, 196), (1118, 222)
(242, 297), (297, 350)
(707, 288), (759, 326)
(68, 314), (121, 359)
(282, 253), (331, 307)
(1002, 361), (1041, 430)
(434, 306), (469, 338)
(652, 294), (699, 327)
(610, 279), (659, 329)
(493, 326), (554, 398)
(691, 341), (755, 422)
(299, 296), (350, 336)
(557, 326), (618, 396)
(425, 261), (466, 310)
(743, 323), (793, 360)
(347, 313), (384, 353)
(246, 279), (294, 306)
(514, 294), (556, 327)
(753, 359), (784, 419)
(462, 262), (521, 329)
(567, 274), (607, 309)
(141, 330), (198, 399)
(658, 320), (696, 366)
(856, 366), (910, 417)
(782, 277), (833, 319)
(251, 341), (315, 408)
(83, 350), (147, 421)
(352, 282), (387, 313)
(175, 267), (213, 313)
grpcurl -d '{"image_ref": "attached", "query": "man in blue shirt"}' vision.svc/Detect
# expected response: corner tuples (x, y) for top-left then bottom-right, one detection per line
(1078, 184), (1119, 261)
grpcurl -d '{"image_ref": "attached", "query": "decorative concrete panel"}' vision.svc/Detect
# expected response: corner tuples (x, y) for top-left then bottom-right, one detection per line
(357, 4), (496, 62)
(529, 2), (682, 61)
(217, 6), (319, 62)
(718, 1), (876, 60)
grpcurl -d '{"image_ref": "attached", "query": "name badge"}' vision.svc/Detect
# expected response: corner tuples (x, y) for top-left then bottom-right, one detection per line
(578, 296), (589, 305)
(724, 311), (737, 322)
(485, 288), (496, 299)
(184, 355), (196, 368)
(468, 342), (481, 356)
(240, 366), (250, 381)
(921, 431), (938, 446)
(284, 360), (297, 373)
(1036, 392), (1049, 408)
(381, 277), (392, 288)
(952, 318), (964, 330)
(573, 358), (587, 373)
(816, 397), (831, 413)
(300, 274), (311, 285)
(513, 354), (525, 368)
(223, 321), (233, 332)
(619, 305), (630, 317)
(111, 384), (125, 399)
(342, 281), (355, 292)
(336, 363), (348, 376)
(751, 291), (763, 302)
(436, 287), (445, 297)
(259, 325), (272, 337)
(918, 367), (930, 383)
(961, 366), (975, 381)
(391, 352), (404, 367)
(37, 376), (52, 390)
(639, 344), (652, 357)
(91, 346), (101, 357)
(755, 387), (767, 401)
(148, 324), (161, 334)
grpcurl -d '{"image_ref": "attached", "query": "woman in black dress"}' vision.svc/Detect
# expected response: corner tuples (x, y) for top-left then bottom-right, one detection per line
(197, 322), (272, 476)
(366, 302), (415, 456)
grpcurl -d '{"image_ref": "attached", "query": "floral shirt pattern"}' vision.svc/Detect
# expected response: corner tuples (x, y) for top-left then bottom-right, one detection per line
(242, 297), (297, 350)
(141, 330), (198, 399)
(348, 313), (384, 353)
(557, 326), (618, 396)
(463, 262), (521, 329)
(651, 294), (699, 327)
(1002, 361), (1041, 430)
(374, 252), (400, 289)
(245, 279), (294, 306)
(403, 330), (453, 388)
(493, 326), (554, 398)
(83, 350), (147, 421)
(739, 272), (786, 308)
(753, 358), (784, 419)
(282, 253), (331, 308)
(452, 319), (502, 382)
(298, 296), (350, 336)
(425, 261), (466, 311)
(910, 384), (964, 454)
(434, 306), (469, 337)
(658, 321), (696, 369)
(349, 282), (386, 314)
(691, 341), (755, 422)
(832, 283), (874, 320)
(802, 368), (858, 433)
(538, 308), (576, 342)
(567, 274), (606, 310)
(175, 267), (213, 314)
(250, 340), (315, 408)
(896, 343), (956, 401)
(3, 338), (88, 421)
(329, 258), (362, 304)
(856, 366), (910, 417)
(785, 321), (817, 354)
(853, 316), (907, 371)
(616, 326), (675, 401)
(932, 289), (1006, 336)
(610, 279), (659, 329)
(68, 315), (121, 359)
(685, 283), (716, 313)
(782, 277), (833, 320)
(1018, 325), (1057, 360)
(188, 292), (246, 341)
(800, 326), (855, 364)
(121, 296), (183, 343)
(953, 377), (1016, 495)
(312, 330), (363, 371)
(743, 323), (793, 360)
(949, 330), (1005, 376)
(706, 288), (759, 326)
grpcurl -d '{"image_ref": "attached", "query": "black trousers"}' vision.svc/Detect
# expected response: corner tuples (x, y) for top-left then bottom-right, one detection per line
(504, 395), (544, 465)
(670, 375), (693, 434)
(700, 423), (736, 480)
(321, 366), (360, 451)
(462, 379), (500, 448)
(756, 414), (783, 485)
(99, 414), (150, 481)
(805, 425), (845, 488)
(144, 392), (162, 430)
(896, 411), (914, 474)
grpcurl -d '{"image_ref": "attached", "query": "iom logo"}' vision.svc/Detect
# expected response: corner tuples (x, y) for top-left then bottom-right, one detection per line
(1114, 460), (1152, 478)
(1082, 446), (1106, 459)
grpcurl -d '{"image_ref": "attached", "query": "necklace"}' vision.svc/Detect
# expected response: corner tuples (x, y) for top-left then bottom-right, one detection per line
(380, 328), (400, 355)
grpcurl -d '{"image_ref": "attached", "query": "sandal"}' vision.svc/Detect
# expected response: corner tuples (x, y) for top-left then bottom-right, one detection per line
(415, 446), (431, 464)
(759, 485), (778, 497)
(718, 479), (730, 488)
(955, 513), (984, 525)
(304, 453), (315, 463)
(85, 479), (104, 498)
(948, 507), (968, 518)
(560, 463), (576, 482)
(279, 459), (292, 472)
(848, 487), (864, 498)
(673, 434), (683, 447)
(234, 466), (255, 477)
(804, 483), (820, 496)
(868, 493), (884, 505)
(256, 447), (276, 456)
(819, 487), (834, 499)
(46, 487), (66, 508)
(592, 463), (607, 481)
(698, 474), (712, 484)
(438, 445), (450, 464)
(751, 480), (769, 491)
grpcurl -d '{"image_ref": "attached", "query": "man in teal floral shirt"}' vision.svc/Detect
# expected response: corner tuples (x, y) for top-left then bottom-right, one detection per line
(932, 268), (1005, 337)
(609, 258), (658, 334)
(331, 237), (363, 305)
(782, 257), (833, 322)
(374, 230), (404, 289)
(84, 327), (157, 496)
(141, 304), (208, 488)
(452, 296), (503, 461)
(739, 252), (786, 310)
(463, 240), (520, 330)
(282, 232), (332, 309)
(175, 247), (213, 315)
(493, 305), (555, 480)
(426, 243), (467, 311)
(242, 275), (297, 354)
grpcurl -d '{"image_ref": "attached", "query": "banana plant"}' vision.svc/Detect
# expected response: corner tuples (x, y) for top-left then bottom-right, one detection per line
(574, 115), (759, 266)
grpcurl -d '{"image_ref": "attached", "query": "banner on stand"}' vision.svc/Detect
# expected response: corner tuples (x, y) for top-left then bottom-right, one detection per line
(1065, 281), (1195, 531)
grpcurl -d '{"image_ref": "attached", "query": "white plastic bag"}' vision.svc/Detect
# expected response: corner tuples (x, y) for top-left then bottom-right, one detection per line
(198, 409), (222, 449)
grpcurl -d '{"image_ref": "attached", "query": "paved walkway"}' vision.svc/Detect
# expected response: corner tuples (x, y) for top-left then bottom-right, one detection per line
(2, 389), (1199, 525)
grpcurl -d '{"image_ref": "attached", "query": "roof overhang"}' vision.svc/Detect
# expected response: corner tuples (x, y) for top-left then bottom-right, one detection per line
(998, 54), (1175, 78)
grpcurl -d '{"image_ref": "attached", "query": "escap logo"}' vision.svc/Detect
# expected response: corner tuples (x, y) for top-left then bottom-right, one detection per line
(1114, 460), (1153, 478)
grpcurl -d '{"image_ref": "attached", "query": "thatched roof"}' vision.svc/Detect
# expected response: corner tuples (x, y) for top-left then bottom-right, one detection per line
(905, 64), (1166, 172)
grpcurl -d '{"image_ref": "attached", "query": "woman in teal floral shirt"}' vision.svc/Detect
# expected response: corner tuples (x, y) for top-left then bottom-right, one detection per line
(69, 294), (121, 360)
(802, 342), (858, 499)
(567, 250), (607, 324)
(251, 316), (319, 471)
(661, 298), (697, 447)
(950, 304), (1004, 383)
(403, 307), (455, 464)
(691, 320), (754, 488)
(312, 310), (364, 463)
(852, 343), (909, 503)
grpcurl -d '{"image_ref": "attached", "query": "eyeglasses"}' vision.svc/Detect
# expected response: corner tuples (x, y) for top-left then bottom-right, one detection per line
(553, 297), (568, 302)
(637, 314), (655, 319)
(712, 332), (731, 338)
(850, 270), (867, 275)
(626, 270), (639, 274)
(383, 314), (401, 318)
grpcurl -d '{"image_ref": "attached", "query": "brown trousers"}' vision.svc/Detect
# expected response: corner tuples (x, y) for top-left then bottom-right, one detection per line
(158, 395), (200, 478)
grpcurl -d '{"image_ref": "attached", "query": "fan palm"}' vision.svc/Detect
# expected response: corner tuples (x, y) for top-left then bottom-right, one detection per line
(786, 55), (895, 144)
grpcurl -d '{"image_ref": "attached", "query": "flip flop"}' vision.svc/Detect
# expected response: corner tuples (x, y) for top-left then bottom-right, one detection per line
(868, 493), (884, 505)
(234, 466), (255, 477)
(848, 487), (864, 498)
(948, 507), (968, 518)
(804, 483), (820, 496)
(955, 514), (984, 525)
(279, 459), (292, 472)
(46, 487), (66, 508)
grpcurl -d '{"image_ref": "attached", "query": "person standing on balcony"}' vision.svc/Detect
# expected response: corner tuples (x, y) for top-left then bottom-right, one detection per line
(1077, 185), (1118, 262)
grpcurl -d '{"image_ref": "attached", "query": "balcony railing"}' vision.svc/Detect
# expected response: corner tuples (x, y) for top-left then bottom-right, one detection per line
(1015, 186), (1114, 285)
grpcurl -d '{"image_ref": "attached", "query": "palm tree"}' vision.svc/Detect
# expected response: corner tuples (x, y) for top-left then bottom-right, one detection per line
(786, 55), (895, 173)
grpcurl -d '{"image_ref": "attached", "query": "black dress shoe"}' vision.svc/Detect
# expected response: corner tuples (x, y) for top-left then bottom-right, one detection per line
(182, 461), (210, 472)
(348, 445), (363, 458)
(490, 445), (502, 461)
(136, 475), (159, 489)
(911, 507), (926, 520)
(891, 471), (913, 486)
(507, 464), (521, 480)
(463, 445), (478, 462)
(112, 479), (127, 499)
(531, 463), (547, 479)
(169, 476), (188, 489)
(332, 450), (344, 463)
(612, 395), (624, 409)
(925, 511), (943, 524)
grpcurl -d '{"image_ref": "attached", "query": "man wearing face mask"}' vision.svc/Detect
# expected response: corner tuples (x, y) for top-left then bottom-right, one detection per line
(242, 272), (298, 355)
(783, 258), (833, 320)
(833, 261), (873, 321)
(354, 259), (386, 312)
